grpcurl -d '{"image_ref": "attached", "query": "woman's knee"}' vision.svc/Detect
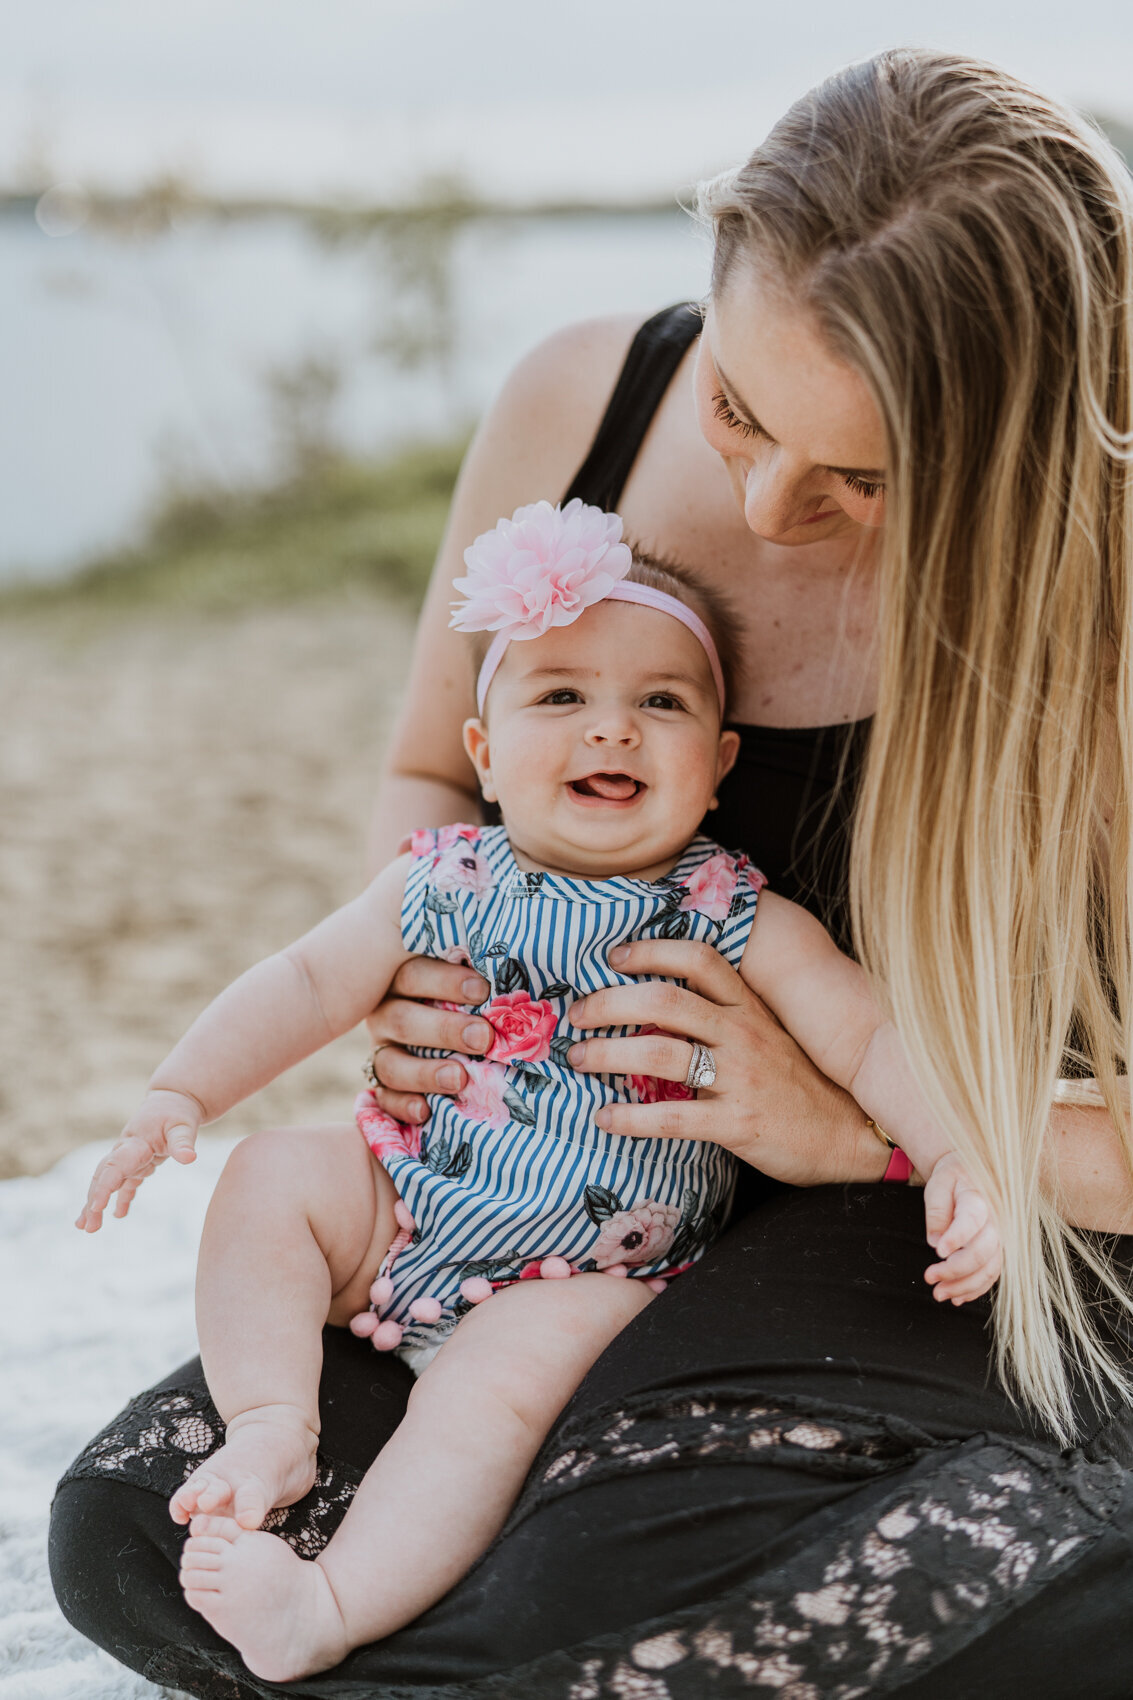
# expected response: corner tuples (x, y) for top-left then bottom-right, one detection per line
(49, 1476), (204, 1669)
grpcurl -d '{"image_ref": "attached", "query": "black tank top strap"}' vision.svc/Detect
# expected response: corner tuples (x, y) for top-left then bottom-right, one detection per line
(562, 302), (703, 511)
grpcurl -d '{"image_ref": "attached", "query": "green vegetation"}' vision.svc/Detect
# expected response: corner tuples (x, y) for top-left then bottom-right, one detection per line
(2, 437), (467, 613)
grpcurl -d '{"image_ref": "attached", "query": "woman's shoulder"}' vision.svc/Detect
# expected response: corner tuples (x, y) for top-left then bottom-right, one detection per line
(473, 314), (646, 481)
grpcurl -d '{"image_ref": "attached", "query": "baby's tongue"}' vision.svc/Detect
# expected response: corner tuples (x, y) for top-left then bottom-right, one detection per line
(580, 772), (638, 800)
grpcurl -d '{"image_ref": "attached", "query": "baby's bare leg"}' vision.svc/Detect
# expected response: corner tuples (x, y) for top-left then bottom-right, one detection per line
(179, 1272), (653, 1681)
(170, 1123), (396, 1531)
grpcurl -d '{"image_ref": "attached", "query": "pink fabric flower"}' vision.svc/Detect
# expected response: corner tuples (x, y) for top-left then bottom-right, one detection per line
(354, 1091), (423, 1162)
(592, 1201), (681, 1268)
(456, 1058), (510, 1129)
(433, 844), (495, 895)
(449, 499), (633, 641)
(483, 991), (558, 1064)
(679, 851), (739, 922)
(439, 944), (473, 968)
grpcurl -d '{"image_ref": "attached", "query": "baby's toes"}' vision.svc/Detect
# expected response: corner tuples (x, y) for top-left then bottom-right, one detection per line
(233, 1477), (270, 1530)
(170, 1470), (221, 1524)
(188, 1513), (243, 1541)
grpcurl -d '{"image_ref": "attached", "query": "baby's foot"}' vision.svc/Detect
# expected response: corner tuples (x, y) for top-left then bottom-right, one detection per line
(180, 1515), (348, 1681)
(169, 1404), (318, 1531)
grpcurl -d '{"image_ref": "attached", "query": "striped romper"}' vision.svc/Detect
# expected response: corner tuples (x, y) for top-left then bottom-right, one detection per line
(355, 824), (764, 1370)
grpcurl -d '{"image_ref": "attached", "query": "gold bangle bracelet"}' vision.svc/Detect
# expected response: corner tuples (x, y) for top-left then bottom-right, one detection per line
(866, 1117), (897, 1151)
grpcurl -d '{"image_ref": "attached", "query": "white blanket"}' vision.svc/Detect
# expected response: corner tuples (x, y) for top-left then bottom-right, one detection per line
(1, 1138), (238, 1699)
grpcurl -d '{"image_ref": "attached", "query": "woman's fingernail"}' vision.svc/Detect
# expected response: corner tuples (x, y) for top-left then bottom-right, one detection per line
(567, 1001), (585, 1026)
(462, 977), (488, 1003)
(409, 1098), (428, 1122)
(568, 1042), (585, 1066)
(608, 945), (629, 966)
(438, 1065), (463, 1091)
(463, 1022), (490, 1051)
(594, 1110), (610, 1130)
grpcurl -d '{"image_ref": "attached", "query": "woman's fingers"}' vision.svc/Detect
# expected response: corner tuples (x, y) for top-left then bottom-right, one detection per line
(569, 981), (721, 1045)
(387, 956), (490, 1007)
(568, 1033), (695, 1082)
(372, 997), (493, 1058)
(593, 1097), (721, 1142)
(606, 938), (746, 1003)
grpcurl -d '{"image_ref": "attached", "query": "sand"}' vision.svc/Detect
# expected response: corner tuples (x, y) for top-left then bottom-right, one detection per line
(1, 591), (416, 1181)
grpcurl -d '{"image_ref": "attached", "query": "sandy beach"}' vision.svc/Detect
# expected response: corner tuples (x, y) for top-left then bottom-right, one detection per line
(1, 591), (416, 1181)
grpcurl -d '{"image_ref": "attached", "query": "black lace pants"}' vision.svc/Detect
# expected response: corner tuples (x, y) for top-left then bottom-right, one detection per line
(50, 1186), (1133, 1698)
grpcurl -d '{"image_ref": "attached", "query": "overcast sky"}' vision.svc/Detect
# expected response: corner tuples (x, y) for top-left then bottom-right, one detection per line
(4, 0), (1132, 200)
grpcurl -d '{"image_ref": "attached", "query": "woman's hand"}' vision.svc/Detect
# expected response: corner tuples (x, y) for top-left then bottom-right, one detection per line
(567, 939), (888, 1187)
(77, 1088), (202, 1232)
(364, 957), (493, 1124)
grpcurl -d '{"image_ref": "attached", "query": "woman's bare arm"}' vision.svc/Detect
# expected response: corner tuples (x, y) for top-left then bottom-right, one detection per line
(367, 313), (642, 872)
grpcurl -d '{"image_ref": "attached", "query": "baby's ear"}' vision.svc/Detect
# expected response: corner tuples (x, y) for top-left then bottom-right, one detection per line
(715, 728), (741, 789)
(462, 718), (497, 803)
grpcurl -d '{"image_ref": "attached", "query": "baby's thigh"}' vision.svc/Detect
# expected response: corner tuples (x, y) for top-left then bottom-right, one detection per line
(424, 1274), (654, 1431)
(214, 1122), (397, 1320)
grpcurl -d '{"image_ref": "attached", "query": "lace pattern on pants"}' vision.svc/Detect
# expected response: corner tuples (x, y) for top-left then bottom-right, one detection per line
(66, 1382), (1125, 1700)
(58, 1386), (363, 1560)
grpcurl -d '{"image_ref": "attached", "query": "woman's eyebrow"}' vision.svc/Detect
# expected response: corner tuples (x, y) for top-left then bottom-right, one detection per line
(715, 361), (886, 481)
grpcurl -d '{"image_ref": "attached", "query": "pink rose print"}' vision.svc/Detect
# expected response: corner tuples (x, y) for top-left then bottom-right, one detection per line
(678, 851), (738, 922)
(625, 1024), (693, 1104)
(735, 852), (768, 898)
(626, 1073), (693, 1105)
(484, 991), (558, 1064)
(592, 1201), (681, 1268)
(456, 1058), (510, 1129)
(354, 1091), (423, 1162)
(433, 843), (495, 896)
(439, 944), (474, 968)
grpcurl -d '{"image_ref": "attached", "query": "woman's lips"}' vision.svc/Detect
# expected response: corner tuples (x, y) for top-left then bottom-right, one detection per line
(567, 773), (644, 806)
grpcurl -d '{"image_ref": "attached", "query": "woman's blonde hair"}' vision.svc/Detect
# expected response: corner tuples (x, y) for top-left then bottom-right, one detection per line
(700, 48), (1133, 1441)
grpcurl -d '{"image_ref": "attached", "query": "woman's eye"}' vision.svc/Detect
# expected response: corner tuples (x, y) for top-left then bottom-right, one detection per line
(540, 689), (582, 705)
(842, 473), (886, 501)
(712, 390), (759, 439)
(642, 693), (684, 711)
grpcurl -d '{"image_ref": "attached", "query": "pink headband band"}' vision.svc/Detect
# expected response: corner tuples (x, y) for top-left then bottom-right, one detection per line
(475, 581), (725, 715)
(449, 499), (726, 718)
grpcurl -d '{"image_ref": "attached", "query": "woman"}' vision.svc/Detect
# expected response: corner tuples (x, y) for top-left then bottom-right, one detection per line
(51, 48), (1133, 1697)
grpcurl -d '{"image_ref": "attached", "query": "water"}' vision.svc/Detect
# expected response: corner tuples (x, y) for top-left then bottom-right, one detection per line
(0, 207), (712, 582)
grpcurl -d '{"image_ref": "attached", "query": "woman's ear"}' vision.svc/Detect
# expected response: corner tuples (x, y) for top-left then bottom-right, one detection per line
(462, 718), (497, 803)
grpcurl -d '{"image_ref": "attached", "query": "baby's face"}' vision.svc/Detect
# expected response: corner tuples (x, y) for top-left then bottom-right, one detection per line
(463, 600), (739, 879)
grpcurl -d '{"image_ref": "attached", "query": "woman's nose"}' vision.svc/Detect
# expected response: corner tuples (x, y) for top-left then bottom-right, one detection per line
(742, 453), (819, 538)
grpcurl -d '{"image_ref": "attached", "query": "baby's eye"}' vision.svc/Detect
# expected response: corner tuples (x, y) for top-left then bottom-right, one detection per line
(540, 688), (583, 705)
(642, 692), (685, 711)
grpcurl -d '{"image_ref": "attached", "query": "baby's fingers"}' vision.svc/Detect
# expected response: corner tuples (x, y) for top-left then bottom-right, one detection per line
(933, 1188), (989, 1260)
(925, 1223), (1002, 1303)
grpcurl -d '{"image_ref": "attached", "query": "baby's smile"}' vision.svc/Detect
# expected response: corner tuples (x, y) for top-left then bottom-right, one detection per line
(565, 770), (646, 806)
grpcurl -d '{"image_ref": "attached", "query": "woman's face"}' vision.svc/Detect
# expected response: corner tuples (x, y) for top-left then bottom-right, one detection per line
(695, 263), (888, 546)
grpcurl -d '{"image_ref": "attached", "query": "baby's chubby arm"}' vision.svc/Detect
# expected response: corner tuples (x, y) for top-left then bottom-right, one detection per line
(77, 855), (414, 1231)
(739, 893), (1001, 1302)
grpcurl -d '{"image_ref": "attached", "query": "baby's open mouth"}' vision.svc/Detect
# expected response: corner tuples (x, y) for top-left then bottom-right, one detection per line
(567, 773), (645, 803)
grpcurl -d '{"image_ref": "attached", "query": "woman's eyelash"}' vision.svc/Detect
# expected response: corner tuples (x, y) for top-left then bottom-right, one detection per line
(841, 473), (886, 499)
(712, 390), (759, 439)
(712, 390), (886, 500)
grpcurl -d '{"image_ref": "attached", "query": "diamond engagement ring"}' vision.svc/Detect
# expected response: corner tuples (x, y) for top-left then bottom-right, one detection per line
(684, 1041), (717, 1091)
(363, 1044), (393, 1092)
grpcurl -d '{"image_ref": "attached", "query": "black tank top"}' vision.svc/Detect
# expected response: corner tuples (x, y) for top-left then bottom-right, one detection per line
(563, 303), (871, 952)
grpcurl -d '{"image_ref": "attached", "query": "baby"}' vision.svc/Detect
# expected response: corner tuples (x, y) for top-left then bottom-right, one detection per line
(78, 498), (1000, 1683)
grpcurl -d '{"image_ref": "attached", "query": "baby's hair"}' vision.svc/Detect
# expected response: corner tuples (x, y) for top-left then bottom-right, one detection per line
(621, 547), (742, 713)
(465, 547), (743, 715)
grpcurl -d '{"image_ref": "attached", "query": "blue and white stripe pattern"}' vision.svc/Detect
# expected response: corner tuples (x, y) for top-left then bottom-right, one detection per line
(373, 825), (762, 1366)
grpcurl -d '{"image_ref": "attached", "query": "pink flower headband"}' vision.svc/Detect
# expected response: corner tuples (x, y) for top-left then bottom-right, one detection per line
(449, 498), (726, 716)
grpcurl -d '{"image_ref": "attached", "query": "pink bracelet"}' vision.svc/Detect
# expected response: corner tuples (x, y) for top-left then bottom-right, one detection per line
(883, 1147), (914, 1183)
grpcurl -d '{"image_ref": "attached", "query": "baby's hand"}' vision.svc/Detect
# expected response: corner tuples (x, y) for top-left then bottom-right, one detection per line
(76, 1089), (201, 1232)
(922, 1151), (1002, 1305)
